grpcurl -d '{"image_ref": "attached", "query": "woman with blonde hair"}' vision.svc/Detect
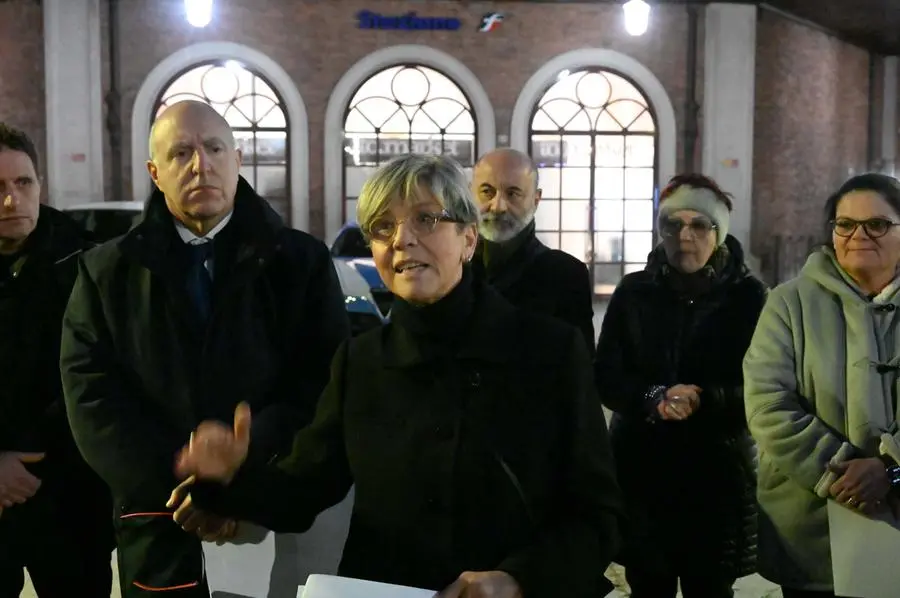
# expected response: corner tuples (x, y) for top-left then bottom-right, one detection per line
(173, 155), (623, 598)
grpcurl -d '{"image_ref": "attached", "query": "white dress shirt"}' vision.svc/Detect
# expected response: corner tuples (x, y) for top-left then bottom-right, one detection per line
(173, 211), (233, 278)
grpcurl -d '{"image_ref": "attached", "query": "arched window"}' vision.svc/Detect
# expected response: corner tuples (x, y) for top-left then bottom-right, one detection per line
(342, 65), (477, 224)
(530, 69), (657, 295)
(152, 61), (291, 222)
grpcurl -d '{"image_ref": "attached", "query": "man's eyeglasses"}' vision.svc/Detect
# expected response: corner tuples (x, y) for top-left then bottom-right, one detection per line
(660, 218), (718, 238)
(366, 210), (461, 243)
(831, 218), (900, 239)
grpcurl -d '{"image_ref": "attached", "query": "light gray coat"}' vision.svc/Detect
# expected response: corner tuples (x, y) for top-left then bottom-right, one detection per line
(743, 249), (900, 590)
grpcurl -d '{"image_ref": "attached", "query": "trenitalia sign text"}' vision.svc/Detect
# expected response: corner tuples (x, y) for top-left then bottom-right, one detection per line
(356, 11), (462, 31)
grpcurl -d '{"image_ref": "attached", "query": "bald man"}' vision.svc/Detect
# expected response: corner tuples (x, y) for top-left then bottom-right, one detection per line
(471, 148), (595, 351)
(61, 100), (350, 597)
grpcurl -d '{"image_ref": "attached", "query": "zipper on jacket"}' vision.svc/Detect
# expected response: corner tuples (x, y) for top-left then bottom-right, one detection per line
(671, 297), (695, 377)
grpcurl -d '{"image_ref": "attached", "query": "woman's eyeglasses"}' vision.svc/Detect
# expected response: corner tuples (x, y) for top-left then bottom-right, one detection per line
(831, 218), (900, 239)
(366, 210), (461, 243)
(660, 218), (717, 238)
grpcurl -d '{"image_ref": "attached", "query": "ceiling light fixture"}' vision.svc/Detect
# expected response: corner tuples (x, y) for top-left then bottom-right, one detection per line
(185, 0), (213, 28)
(623, 0), (651, 36)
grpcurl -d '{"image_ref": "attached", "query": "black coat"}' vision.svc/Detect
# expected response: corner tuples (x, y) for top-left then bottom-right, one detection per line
(194, 273), (622, 597)
(0, 205), (103, 480)
(61, 178), (351, 505)
(594, 235), (764, 579)
(0, 205), (111, 547)
(473, 223), (595, 352)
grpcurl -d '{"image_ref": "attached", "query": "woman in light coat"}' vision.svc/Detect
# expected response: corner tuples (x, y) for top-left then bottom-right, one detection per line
(744, 173), (900, 598)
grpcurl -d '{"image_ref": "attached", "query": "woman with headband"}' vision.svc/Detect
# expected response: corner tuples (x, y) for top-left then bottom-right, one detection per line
(595, 174), (766, 597)
(173, 154), (623, 598)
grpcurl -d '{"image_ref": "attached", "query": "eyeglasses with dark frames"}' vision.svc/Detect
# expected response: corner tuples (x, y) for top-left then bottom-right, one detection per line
(660, 218), (718, 239)
(831, 218), (900, 239)
(366, 209), (462, 243)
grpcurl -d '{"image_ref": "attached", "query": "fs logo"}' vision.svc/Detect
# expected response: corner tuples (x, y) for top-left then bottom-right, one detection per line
(478, 12), (504, 32)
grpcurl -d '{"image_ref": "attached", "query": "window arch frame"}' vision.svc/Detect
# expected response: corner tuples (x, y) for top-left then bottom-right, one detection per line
(527, 67), (660, 295)
(150, 60), (292, 221)
(340, 62), (479, 224)
(510, 49), (677, 210)
(131, 42), (309, 232)
(323, 45), (496, 242)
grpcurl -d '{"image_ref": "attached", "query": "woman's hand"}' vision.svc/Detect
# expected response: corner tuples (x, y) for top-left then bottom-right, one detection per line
(175, 402), (252, 484)
(657, 384), (702, 421)
(829, 458), (891, 512)
(435, 571), (523, 598)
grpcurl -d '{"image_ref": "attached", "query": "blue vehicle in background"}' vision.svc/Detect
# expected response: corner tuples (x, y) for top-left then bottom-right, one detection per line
(330, 222), (393, 319)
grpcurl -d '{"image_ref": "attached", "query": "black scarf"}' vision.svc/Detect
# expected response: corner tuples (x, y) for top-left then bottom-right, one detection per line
(390, 266), (475, 351)
(473, 220), (548, 292)
(0, 250), (22, 283)
(646, 234), (748, 298)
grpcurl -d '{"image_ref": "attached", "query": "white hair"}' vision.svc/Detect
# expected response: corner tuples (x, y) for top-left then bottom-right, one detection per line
(357, 154), (481, 235)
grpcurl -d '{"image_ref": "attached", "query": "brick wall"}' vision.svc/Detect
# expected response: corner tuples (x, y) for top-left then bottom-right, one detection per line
(0, 0), (45, 199)
(752, 9), (872, 282)
(108, 0), (694, 237)
(1, 0), (882, 249)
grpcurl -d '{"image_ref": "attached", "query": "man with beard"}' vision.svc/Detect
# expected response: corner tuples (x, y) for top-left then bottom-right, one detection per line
(61, 101), (350, 597)
(0, 123), (113, 596)
(471, 148), (594, 351)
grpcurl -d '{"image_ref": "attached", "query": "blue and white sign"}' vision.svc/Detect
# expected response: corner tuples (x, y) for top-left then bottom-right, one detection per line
(356, 11), (462, 31)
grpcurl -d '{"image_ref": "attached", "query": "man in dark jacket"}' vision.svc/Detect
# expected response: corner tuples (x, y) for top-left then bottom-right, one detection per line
(0, 123), (113, 596)
(61, 101), (350, 597)
(471, 148), (595, 351)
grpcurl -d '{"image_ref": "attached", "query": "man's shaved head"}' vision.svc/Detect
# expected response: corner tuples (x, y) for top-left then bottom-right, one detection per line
(475, 148), (539, 190)
(146, 100), (242, 236)
(149, 100), (235, 160)
(471, 147), (542, 243)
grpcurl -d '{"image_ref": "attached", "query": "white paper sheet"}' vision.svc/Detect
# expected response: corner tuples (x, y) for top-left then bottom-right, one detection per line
(828, 500), (900, 598)
(298, 574), (434, 598)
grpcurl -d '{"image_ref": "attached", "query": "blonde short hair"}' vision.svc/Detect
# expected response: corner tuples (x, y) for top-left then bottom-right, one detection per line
(356, 154), (480, 236)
